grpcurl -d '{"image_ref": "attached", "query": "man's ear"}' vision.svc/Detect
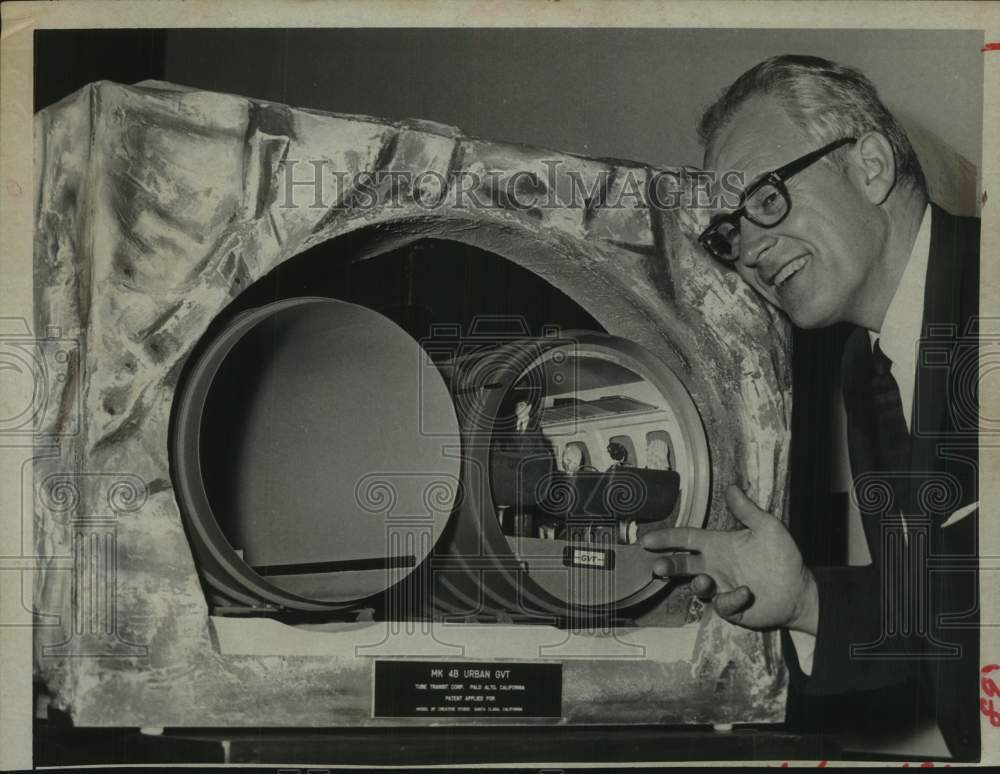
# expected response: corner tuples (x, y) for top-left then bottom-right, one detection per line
(850, 131), (896, 205)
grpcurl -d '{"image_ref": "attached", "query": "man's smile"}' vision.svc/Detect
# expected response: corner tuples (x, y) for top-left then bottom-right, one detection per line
(767, 254), (810, 289)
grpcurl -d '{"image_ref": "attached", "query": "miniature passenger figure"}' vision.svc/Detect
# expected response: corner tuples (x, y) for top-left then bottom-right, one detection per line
(499, 398), (555, 460)
(645, 437), (673, 471)
(514, 399), (531, 433)
(606, 440), (629, 467)
(493, 396), (556, 538)
(561, 444), (583, 475)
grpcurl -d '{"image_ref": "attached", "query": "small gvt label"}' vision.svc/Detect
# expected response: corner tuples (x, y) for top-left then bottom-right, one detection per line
(562, 545), (615, 570)
(373, 660), (562, 718)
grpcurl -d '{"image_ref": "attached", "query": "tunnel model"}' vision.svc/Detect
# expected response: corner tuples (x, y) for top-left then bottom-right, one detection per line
(171, 297), (710, 619)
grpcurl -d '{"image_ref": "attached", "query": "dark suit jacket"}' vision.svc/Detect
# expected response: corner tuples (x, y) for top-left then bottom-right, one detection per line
(784, 204), (981, 760)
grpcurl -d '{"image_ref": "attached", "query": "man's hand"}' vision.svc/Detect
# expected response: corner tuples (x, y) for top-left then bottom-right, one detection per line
(641, 484), (819, 634)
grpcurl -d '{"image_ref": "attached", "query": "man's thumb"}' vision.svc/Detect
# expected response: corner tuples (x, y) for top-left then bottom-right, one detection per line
(725, 484), (769, 530)
(714, 585), (754, 623)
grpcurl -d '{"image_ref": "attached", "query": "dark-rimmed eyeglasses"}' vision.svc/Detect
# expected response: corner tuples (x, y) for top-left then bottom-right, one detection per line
(698, 137), (857, 264)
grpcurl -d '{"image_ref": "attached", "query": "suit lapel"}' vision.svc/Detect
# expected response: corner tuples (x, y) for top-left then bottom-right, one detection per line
(910, 205), (960, 472)
(909, 205), (978, 511)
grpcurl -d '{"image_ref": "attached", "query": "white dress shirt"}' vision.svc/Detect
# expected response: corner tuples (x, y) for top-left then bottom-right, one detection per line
(868, 203), (933, 432)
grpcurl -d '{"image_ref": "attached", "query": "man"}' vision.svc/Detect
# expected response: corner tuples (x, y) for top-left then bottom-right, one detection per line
(642, 55), (980, 760)
(492, 394), (557, 536)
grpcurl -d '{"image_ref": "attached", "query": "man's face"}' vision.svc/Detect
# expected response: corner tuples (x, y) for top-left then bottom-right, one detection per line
(704, 96), (886, 329)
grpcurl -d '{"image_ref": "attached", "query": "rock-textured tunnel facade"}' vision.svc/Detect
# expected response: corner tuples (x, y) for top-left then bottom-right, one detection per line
(31, 81), (791, 725)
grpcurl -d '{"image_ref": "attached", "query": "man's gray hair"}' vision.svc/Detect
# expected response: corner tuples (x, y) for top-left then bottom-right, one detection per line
(698, 55), (927, 196)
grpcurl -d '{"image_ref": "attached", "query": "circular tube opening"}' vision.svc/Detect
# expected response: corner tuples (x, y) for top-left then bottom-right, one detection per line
(431, 332), (710, 617)
(172, 297), (461, 611)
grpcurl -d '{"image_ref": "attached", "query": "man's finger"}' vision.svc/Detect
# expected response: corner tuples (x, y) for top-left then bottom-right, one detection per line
(651, 552), (706, 578)
(714, 585), (754, 621)
(725, 485), (771, 531)
(640, 527), (707, 552)
(690, 573), (717, 600)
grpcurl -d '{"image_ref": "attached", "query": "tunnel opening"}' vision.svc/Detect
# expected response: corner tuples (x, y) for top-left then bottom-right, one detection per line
(171, 232), (709, 626)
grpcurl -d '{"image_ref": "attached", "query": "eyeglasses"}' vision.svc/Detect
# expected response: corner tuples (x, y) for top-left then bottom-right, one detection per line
(698, 137), (857, 264)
